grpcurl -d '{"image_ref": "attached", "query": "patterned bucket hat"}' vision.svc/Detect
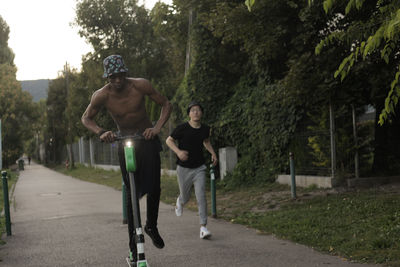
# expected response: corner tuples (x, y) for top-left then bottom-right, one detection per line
(102, 55), (129, 78)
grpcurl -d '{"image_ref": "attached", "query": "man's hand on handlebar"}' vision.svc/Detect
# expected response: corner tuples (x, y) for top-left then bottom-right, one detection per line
(99, 131), (115, 143)
(142, 127), (159, 140)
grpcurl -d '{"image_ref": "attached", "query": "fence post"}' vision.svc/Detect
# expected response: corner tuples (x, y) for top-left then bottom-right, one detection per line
(2, 171), (12, 236)
(0, 119), (2, 170)
(210, 165), (217, 218)
(78, 137), (82, 164)
(89, 138), (95, 166)
(352, 105), (360, 178)
(289, 152), (297, 199)
(81, 137), (85, 164)
(329, 102), (337, 178)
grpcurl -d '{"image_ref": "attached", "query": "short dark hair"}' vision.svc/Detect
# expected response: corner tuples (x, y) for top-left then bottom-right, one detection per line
(187, 101), (204, 114)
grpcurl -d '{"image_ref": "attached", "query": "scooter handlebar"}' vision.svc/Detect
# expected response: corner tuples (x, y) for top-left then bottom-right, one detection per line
(99, 132), (145, 143)
(113, 133), (145, 142)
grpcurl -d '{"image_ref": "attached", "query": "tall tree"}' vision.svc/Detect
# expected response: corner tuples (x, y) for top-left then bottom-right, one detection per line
(0, 16), (14, 65)
(46, 77), (68, 163)
(310, 0), (400, 174)
(311, 0), (400, 124)
(0, 16), (38, 167)
(74, 0), (176, 125)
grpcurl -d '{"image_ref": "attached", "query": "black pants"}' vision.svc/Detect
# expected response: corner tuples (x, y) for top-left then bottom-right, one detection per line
(118, 138), (162, 253)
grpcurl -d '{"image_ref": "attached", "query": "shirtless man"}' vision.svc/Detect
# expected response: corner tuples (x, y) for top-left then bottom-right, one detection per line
(81, 55), (172, 265)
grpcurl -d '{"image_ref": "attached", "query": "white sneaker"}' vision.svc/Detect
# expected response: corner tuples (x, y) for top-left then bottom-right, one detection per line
(200, 226), (211, 239)
(175, 197), (183, 217)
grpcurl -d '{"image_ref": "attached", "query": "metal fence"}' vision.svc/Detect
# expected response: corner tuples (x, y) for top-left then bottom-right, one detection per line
(61, 123), (178, 170)
(58, 104), (384, 185)
(284, 104), (378, 182)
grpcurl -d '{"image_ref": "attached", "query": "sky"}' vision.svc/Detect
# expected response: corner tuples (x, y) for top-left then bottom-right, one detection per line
(0, 0), (172, 81)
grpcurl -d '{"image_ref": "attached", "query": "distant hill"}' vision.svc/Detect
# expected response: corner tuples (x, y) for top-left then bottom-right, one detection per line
(20, 79), (50, 102)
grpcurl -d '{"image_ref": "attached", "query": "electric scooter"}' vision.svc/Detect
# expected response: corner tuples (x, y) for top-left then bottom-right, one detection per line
(114, 133), (149, 267)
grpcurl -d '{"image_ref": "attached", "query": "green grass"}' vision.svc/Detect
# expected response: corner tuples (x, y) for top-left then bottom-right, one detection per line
(231, 191), (400, 266)
(0, 170), (18, 244)
(53, 164), (123, 190)
(52, 164), (400, 266)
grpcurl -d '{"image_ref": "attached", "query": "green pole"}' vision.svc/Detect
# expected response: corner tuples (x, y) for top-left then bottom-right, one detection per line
(0, 119), (2, 170)
(210, 165), (217, 218)
(2, 171), (11, 235)
(289, 152), (297, 199)
(122, 178), (127, 224)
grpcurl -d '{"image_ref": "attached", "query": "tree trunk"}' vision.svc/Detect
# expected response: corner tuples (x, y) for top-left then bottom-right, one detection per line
(67, 143), (75, 169)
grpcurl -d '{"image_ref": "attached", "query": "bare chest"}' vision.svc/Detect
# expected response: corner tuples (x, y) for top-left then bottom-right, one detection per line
(105, 91), (145, 118)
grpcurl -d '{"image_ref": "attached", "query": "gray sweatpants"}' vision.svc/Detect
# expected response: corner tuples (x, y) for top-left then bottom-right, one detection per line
(176, 164), (208, 225)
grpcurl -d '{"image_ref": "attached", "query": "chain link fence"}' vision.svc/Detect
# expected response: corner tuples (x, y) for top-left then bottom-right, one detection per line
(61, 121), (178, 171)
(57, 104), (389, 187)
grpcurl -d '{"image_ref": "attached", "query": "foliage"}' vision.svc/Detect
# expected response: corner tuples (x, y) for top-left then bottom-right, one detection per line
(65, 68), (91, 140)
(150, 2), (187, 99)
(173, 23), (245, 124)
(198, 1), (347, 182)
(204, 0), (303, 80)
(23, 99), (47, 162)
(0, 67), (38, 167)
(74, 0), (178, 129)
(19, 0), (400, 183)
(245, 0), (256, 11)
(0, 17), (40, 167)
(46, 75), (69, 163)
(312, 0), (400, 125)
(215, 78), (302, 187)
(0, 16), (14, 65)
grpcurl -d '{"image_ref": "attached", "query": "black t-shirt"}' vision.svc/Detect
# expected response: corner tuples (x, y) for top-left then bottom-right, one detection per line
(170, 122), (210, 168)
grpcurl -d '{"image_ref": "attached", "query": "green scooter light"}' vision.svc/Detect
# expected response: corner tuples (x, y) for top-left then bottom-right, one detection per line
(124, 140), (136, 172)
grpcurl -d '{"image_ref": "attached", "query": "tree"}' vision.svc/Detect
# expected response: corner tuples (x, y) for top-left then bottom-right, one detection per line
(74, 0), (177, 126)
(46, 76), (68, 163)
(309, 0), (400, 174)
(243, 0), (400, 175)
(0, 16), (38, 167)
(0, 16), (14, 65)
(311, 0), (400, 125)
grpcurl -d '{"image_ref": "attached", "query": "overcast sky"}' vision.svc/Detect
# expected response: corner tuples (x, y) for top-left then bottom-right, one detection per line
(0, 0), (172, 81)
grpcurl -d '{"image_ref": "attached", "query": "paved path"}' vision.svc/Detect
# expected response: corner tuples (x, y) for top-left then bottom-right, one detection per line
(0, 162), (378, 267)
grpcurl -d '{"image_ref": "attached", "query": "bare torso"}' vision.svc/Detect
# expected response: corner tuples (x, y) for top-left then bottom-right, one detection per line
(82, 75), (171, 141)
(97, 78), (153, 134)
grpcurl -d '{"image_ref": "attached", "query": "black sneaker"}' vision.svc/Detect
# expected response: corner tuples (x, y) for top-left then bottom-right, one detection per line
(144, 225), (165, 249)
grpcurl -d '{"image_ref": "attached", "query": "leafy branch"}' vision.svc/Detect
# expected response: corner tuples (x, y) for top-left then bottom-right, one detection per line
(313, 0), (400, 125)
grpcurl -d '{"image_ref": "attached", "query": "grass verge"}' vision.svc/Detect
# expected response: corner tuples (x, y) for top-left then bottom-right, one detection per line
(55, 164), (399, 266)
(52, 164), (123, 190)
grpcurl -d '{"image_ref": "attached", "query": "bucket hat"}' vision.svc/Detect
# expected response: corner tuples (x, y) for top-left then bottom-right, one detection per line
(103, 55), (128, 78)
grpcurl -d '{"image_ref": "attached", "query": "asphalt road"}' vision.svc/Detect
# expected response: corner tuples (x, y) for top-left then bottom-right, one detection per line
(0, 162), (379, 267)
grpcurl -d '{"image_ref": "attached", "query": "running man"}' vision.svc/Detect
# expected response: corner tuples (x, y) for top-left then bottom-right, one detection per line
(81, 55), (172, 264)
(166, 101), (218, 239)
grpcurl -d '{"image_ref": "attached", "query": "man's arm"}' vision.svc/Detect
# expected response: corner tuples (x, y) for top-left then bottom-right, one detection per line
(166, 136), (188, 161)
(203, 138), (218, 166)
(81, 90), (113, 142)
(139, 79), (172, 139)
